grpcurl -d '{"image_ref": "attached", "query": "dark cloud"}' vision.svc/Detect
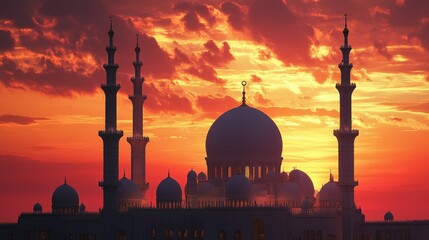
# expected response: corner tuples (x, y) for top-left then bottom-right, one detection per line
(247, 0), (315, 65)
(0, 0), (176, 96)
(373, 40), (392, 59)
(201, 40), (234, 67)
(185, 63), (225, 84)
(0, 30), (14, 52)
(144, 82), (194, 114)
(220, 2), (246, 31)
(0, 57), (104, 96)
(174, 2), (216, 32)
(0, 115), (49, 125)
(0, 0), (37, 28)
(174, 48), (192, 65)
(417, 22), (429, 50)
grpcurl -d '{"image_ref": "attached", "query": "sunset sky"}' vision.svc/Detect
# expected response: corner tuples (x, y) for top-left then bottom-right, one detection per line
(0, 0), (428, 222)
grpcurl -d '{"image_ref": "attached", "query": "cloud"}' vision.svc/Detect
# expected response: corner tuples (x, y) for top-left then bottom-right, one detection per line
(250, 74), (262, 82)
(386, 102), (429, 114)
(312, 67), (330, 84)
(373, 40), (392, 59)
(0, 0), (176, 96)
(174, 2), (216, 32)
(247, 0), (314, 65)
(259, 107), (338, 118)
(253, 92), (272, 106)
(196, 95), (239, 118)
(185, 63), (225, 84)
(144, 82), (194, 114)
(220, 2), (246, 31)
(200, 40), (234, 67)
(0, 114), (49, 125)
(174, 47), (192, 65)
(0, 30), (14, 52)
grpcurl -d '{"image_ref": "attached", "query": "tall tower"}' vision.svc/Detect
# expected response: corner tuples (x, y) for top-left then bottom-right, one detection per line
(127, 34), (149, 194)
(98, 17), (123, 213)
(334, 14), (359, 240)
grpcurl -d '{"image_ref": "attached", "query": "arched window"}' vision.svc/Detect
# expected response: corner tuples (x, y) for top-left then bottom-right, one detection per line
(257, 166), (262, 179)
(220, 166), (224, 179)
(253, 219), (264, 240)
(228, 166), (232, 178)
(234, 230), (242, 240)
(151, 228), (156, 239)
(316, 230), (322, 240)
(245, 166), (250, 178)
(218, 230), (227, 240)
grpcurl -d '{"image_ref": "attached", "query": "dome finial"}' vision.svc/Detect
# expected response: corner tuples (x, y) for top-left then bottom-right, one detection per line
(241, 81), (247, 106)
(123, 169), (126, 178)
(329, 169), (334, 182)
(168, 169), (170, 178)
(64, 176), (67, 184)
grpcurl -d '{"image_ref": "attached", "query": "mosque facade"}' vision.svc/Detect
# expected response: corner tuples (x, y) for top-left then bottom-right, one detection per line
(1, 17), (429, 240)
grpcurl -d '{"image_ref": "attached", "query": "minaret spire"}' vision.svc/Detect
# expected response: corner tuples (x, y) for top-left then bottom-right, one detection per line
(127, 32), (149, 195)
(334, 14), (359, 240)
(98, 17), (123, 240)
(343, 13), (349, 49)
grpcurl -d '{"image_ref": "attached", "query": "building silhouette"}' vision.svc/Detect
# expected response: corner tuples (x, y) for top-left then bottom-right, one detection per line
(1, 16), (429, 240)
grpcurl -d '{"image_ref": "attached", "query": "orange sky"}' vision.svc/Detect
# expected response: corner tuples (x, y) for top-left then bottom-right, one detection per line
(0, 0), (428, 222)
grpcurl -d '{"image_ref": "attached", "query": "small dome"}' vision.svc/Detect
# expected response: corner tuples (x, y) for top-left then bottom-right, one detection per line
(197, 171), (207, 182)
(52, 181), (79, 210)
(33, 202), (42, 213)
(384, 211), (394, 221)
(118, 177), (142, 201)
(187, 170), (197, 180)
(277, 182), (301, 201)
(156, 175), (182, 202)
(289, 169), (315, 199)
(197, 182), (214, 197)
(266, 171), (279, 182)
(79, 203), (86, 213)
(206, 105), (282, 157)
(319, 181), (340, 202)
(279, 171), (288, 182)
(225, 175), (252, 201)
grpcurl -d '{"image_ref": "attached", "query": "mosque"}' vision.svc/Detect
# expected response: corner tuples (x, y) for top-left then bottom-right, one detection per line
(1, 17), (429, 240)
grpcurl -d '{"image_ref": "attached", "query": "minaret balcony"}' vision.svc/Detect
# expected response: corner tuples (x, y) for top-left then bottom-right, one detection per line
(333, 129), (359, 137)
(335, 83), (356, 92)
(127, 136), (149, 143)
(99, 130), (124, 139)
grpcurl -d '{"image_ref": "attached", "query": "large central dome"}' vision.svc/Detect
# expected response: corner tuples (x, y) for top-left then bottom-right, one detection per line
(206, 105), (282, 157)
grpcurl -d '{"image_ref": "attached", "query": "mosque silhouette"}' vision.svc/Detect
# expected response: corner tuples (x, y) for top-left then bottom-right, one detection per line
(1, 16), (428, 240)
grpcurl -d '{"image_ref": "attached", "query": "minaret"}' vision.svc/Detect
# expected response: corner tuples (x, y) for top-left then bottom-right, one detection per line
(334, 14), (359, 240)
(127, 34), (149, 194)
(98, 17), (123, 213)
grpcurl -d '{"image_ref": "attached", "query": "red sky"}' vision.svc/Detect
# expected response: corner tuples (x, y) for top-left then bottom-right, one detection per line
(1, 0), (429, 222)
